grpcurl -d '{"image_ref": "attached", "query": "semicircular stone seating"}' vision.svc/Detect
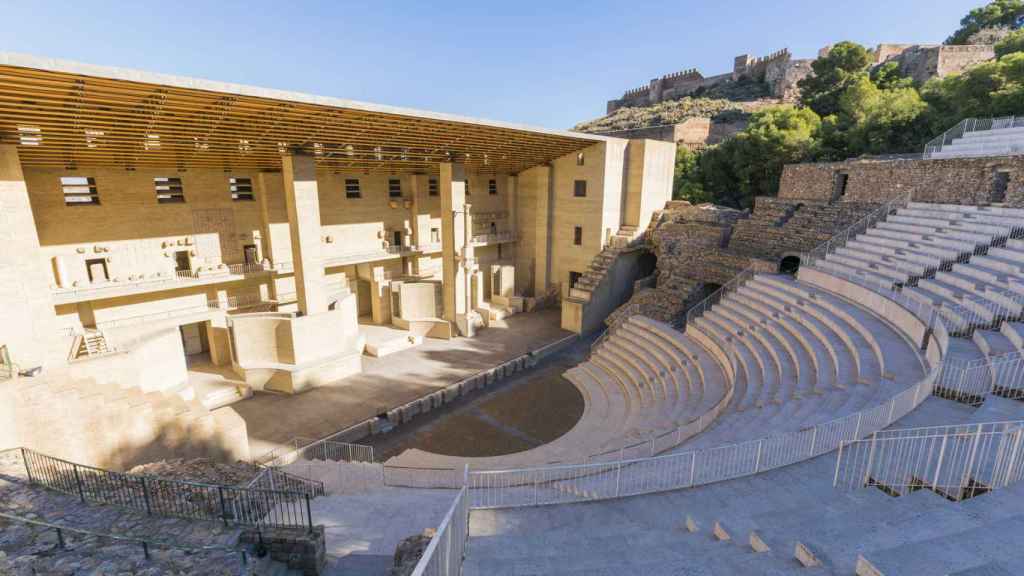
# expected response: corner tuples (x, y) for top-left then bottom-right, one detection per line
(672, 271), (927, 452)
(387, 201), (1024, 474)
(384, 316), (729, 470)
(810, 202), (1024, 400)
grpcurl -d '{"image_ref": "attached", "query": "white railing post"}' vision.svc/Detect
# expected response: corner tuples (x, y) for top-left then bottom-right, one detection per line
(932, 435), (949, 491)
(833, 442), (844, 488)
(754, 439), (764, 473)
(862, 433), (878, 488)
(1004, 428), (1024, 488)
(961, 424), (984, 492)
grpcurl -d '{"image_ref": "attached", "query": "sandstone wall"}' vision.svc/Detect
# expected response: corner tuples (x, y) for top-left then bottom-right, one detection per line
(779, 157), (1024, 205)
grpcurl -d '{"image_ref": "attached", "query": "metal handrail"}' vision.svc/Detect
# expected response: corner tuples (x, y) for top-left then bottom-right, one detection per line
(0, 510), (250, 565)
(590, 303), (640, 353)
(409, 486), (470, 576)
(924, 116), (1024, 159)
(834, 420), (1024, 493)
(803, 192), (912, 268)
(19, 448), (314, 530)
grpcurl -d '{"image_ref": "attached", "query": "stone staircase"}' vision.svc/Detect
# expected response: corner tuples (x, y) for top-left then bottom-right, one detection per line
(805, 202), (1024, 409)
(569, 225), (641, 303)
(728, 199), (880, 261)
(72, 329), (112, 359)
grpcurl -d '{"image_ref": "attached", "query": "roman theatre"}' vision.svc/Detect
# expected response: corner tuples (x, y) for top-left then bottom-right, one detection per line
(3, 52), (1024, 575)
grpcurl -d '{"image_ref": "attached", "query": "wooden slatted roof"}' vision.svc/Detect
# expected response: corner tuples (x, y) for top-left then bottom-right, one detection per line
(0, 53), (606, 174)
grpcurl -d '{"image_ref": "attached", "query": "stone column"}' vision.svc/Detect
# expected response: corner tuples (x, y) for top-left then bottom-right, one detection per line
(409, 174), (429, 276)
(440, 163), (475, 335)
(281, 153), (327, 316)
(506, 174), (518, 266)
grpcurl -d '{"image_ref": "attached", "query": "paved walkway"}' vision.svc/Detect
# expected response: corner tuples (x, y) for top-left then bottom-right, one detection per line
(231, 308), (571, 460)
(315, 487), (458, 575)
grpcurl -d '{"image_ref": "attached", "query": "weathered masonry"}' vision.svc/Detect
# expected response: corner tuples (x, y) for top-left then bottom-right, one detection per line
(779, 157), (1024, 206)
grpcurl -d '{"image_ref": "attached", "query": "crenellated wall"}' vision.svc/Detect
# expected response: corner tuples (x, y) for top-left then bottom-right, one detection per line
(607, 48), (813, 113)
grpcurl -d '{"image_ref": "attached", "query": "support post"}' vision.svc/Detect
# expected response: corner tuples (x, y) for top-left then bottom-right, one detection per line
(281, 153), (327, 316)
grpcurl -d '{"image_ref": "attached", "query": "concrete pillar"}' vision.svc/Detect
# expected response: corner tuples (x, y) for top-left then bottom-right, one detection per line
(440, 163), (476, 335)
(281, 154), (327, 316)
(506, 174), (518, 265)
(409, 174), (429, 276)
(0, 145), (62, 372)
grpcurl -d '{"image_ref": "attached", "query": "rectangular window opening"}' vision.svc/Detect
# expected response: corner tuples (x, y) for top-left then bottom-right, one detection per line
(574, 180), (587, 198)
(61, 176), (100, 206)
(428, 178), (439, 196)
(230, 177), (254, 201)
(488, 179), (497, 195)
(155, 177), (185, 204)
(388, 178), (402, 198)
(345, 178), (362, 199)
(574, 226), (583, 246)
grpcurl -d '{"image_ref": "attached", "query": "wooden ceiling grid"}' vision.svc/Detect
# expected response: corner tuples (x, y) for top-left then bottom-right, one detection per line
(0, 65), (598, 174)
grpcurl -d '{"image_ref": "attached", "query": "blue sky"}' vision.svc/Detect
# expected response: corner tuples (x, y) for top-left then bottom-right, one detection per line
(2, 1), (979, 129)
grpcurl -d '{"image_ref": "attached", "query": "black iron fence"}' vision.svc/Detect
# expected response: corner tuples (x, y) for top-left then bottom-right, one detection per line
(20, 448), (314, 530)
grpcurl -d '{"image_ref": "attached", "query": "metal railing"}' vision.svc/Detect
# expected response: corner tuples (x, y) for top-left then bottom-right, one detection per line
(471, 231), (517, 245)
(0, 510), (250, 566)
(803, 192), (912, 268)
(409, 486), (470, 576)
(246, 465), (326, 497)
(469, 360), (937, 508)
(683, 267), (757, 328)
(924, 116), (1024, 159)
(934, 350), (1024, 405)
(261, 438), (375, 468)
(590, 303), (640, 353)
(20, 448), (314, 530)
(834, 420), (1024, 497)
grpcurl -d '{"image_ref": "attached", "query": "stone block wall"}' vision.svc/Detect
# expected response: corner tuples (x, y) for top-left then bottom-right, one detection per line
(875, 43), (995, 85)
(240, 526), (326, 576)
(779, 157), (1024, 205)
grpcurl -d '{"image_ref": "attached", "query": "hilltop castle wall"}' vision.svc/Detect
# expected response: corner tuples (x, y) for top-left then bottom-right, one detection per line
(607, 49), (811, 113)
(607, 41), (996, 114)
(876, 43), (995, 84)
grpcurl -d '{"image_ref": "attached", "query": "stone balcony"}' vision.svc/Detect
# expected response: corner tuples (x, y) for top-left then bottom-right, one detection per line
(471, 231), (517, 246)
(51, 262), (271, 305)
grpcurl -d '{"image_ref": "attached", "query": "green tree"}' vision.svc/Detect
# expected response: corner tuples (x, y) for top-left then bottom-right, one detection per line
(921, 52), (1024, 131)
(798, 41), (872, 118)
(947, 0), (1024, 45)
(995, 28), (1024, 57)
(692, 106), (821, 208)
(837, 76), (929, 155)
(672, 146), (711, 203)
(870, 61), (914, 90)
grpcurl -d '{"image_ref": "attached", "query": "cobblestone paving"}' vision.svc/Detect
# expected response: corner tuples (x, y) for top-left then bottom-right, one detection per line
(0, 450), (255, 575)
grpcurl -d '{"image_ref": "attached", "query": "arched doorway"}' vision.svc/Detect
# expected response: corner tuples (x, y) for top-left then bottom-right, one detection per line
(638, 250), (658, 278)
(698, 282), (723, 301)
(779, 255), (801, 276)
